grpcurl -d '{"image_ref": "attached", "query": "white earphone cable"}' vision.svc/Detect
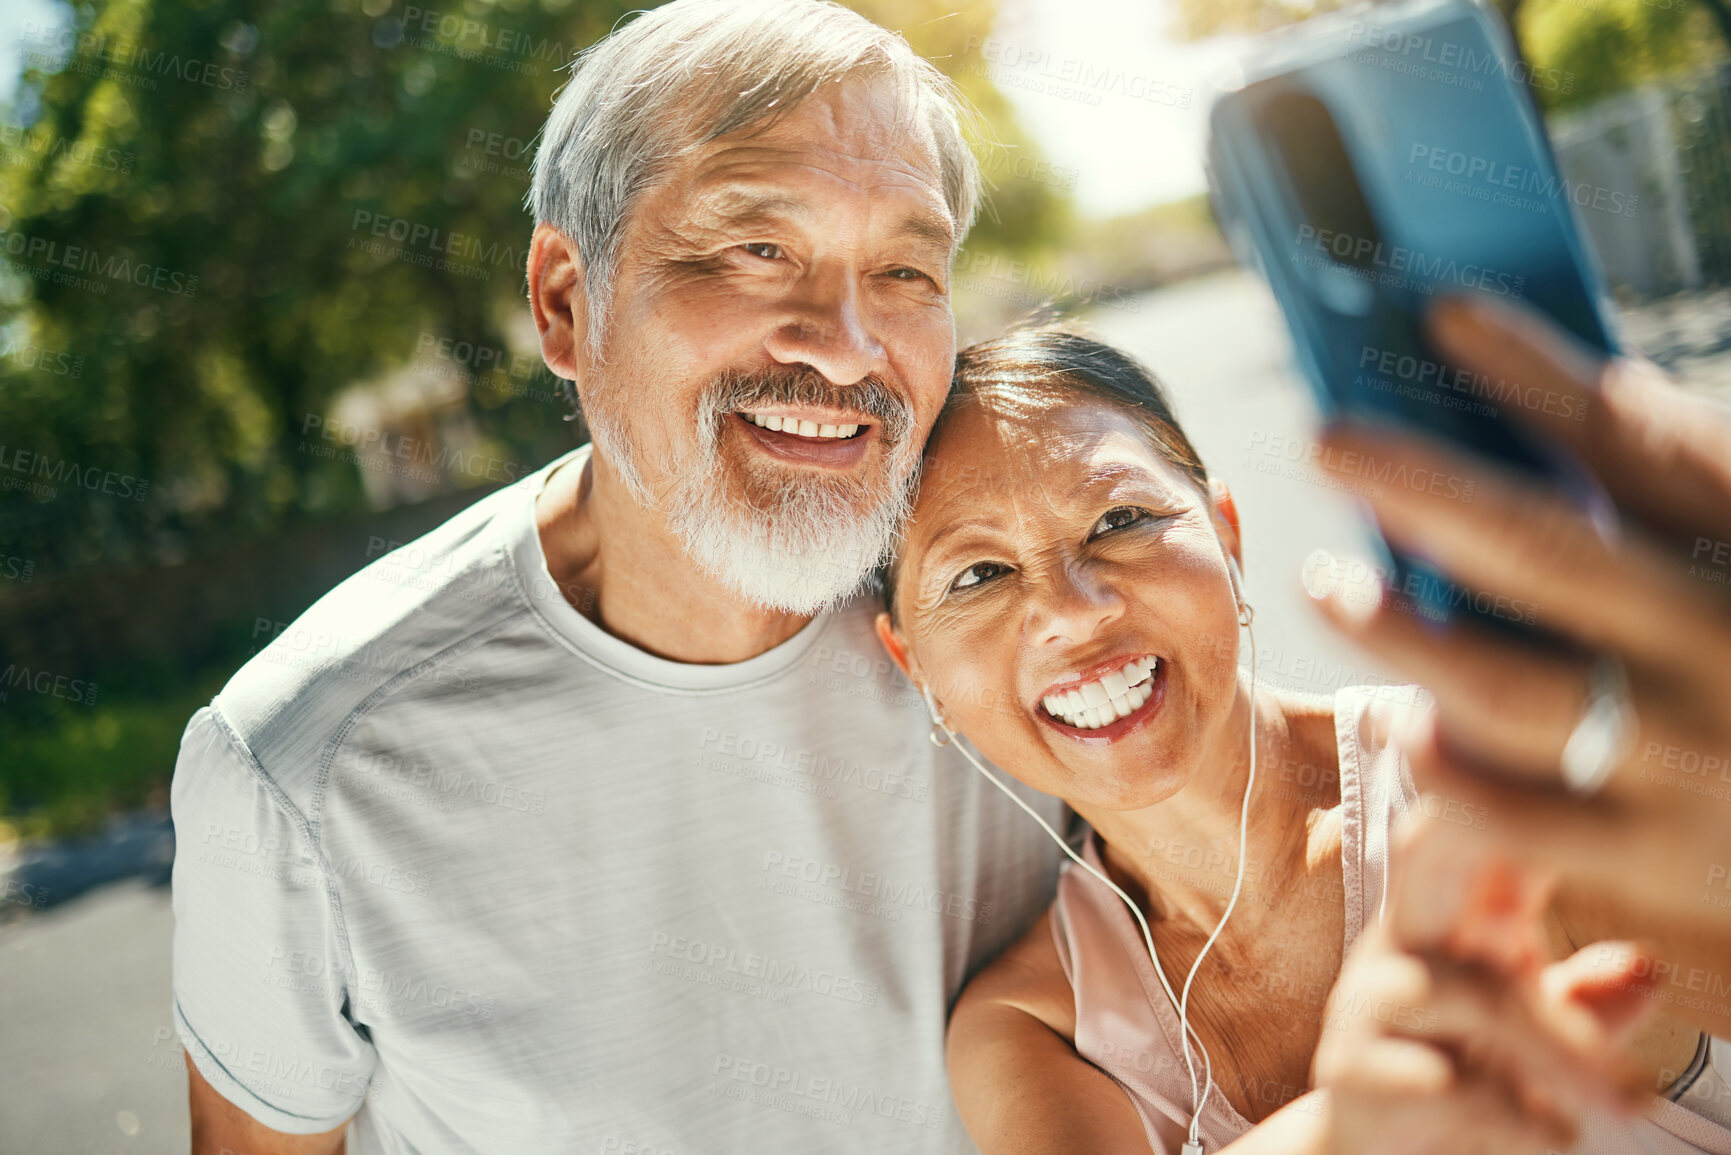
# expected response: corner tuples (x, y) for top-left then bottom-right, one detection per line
(927, 597), (1257, 1155)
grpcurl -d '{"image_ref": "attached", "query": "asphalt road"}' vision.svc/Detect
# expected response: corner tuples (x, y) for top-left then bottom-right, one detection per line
(0, 269), (1399, 1155)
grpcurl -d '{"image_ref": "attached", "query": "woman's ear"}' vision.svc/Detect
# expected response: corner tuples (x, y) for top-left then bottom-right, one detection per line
(1209, 478), (1244, 572)
(874, 612), (917, 685)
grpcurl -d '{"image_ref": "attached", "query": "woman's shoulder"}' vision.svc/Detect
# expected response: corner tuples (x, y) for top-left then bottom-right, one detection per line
(954, 899), (1077, 1044)
(1326, 684), (1428, 804)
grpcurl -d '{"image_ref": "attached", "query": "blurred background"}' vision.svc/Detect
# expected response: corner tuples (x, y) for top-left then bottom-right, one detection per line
(2, 0), (1729, 1149)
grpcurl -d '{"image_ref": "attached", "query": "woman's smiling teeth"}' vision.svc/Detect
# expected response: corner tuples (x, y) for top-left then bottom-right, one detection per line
(1042, 656), (1158, 730)
(743, 412), (861, 439)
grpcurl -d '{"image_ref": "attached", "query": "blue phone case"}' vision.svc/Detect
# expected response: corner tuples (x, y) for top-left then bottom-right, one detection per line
(1205, 0), (1618, 635)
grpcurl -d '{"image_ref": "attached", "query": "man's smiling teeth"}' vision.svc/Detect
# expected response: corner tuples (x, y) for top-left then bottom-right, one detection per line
(1042, 656), (1158, 730)
(743, 413), (861, 439)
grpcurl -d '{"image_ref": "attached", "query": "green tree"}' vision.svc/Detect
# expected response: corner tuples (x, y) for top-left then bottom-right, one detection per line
(0, 0), (1066, 582)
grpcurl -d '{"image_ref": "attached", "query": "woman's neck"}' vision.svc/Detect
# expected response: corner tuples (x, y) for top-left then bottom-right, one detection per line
(1071, 682), (1339, 939)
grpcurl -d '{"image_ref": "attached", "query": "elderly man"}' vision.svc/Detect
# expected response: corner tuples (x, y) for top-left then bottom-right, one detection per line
(169, 2), (1064, 1152)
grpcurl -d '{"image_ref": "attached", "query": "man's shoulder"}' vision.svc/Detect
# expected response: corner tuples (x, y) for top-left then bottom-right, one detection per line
(210, 480), (538, 795)
(799, 594), (928, 719)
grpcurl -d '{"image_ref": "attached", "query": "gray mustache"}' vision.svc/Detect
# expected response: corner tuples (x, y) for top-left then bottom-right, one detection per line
(706, 366), (914, 446)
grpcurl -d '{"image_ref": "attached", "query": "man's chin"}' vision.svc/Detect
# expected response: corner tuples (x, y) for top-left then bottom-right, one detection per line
(689, 515), (889, 616)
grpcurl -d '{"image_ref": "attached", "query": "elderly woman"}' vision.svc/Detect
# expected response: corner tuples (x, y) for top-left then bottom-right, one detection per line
(873, 324), (1731, 1154)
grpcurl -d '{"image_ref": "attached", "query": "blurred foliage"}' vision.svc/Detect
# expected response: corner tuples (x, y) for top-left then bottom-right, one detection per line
(0, 0), (1068, 836)
(0, 665), (225, 838)
(0, 0), (1067, 585)
(1168, 0), (1352, 38)
(1522, 0), (1727, 112)
(1169, 0), (1730, 112)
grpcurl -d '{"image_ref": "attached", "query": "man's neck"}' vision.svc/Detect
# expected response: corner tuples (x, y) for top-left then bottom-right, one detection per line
(535, 449), (816, 664)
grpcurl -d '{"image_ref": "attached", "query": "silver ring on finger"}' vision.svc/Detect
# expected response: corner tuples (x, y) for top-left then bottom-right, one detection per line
(1559, 654), (1636, 796)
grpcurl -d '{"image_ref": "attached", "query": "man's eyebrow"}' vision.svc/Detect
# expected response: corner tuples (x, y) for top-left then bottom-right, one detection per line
(894, 211), (955, 251)
(693, 184), (807, 225)
(690, 183), (954, 249)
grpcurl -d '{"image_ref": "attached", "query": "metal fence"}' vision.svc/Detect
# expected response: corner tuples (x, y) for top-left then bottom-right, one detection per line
(1672, 64), (1731, 286)
(1551, 64), (1731, 298)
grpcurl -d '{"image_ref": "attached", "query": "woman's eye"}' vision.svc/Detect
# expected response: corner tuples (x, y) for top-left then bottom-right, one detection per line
(951, 561), (1009, 591)
(1090, 506), (1147, 538)
(741, 242), (782, 260)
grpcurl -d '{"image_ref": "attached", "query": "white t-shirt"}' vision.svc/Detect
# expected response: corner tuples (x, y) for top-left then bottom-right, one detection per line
(169, 445), (1066, 1154)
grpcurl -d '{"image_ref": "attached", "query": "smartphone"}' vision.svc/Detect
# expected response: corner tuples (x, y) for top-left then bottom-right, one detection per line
(1205, 0), (1617, 638)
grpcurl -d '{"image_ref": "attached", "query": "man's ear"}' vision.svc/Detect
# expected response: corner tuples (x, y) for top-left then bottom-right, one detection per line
(528, 223), (588, 383)
(1209, 478), (1244, 573)
(874, 611), (918, 685)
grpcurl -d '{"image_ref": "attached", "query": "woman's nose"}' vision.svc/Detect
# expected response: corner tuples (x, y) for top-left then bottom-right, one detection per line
(1031, 569), (1126, 648)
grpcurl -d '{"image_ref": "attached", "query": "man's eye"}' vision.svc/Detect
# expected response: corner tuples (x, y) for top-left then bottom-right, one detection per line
(742, 242), (782, 260)
(951, 561), (1010, 591)
(886, 267), (929, 282)
(1090, 507), (1147, 538)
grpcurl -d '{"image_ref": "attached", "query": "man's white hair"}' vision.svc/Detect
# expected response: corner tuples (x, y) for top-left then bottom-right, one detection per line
(529, 0), (980, 353)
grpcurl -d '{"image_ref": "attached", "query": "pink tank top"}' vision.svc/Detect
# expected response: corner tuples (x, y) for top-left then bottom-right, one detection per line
(1050, 685), (1731, 1154)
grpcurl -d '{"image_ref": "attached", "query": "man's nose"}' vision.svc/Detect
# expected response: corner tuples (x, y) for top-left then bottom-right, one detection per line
(762, 267), (887, 387)
(1031, 567), (1127, 648)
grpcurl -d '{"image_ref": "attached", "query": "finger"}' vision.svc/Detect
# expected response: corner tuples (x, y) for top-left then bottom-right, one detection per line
(1387, 810), (1554, 973)
(1326, 1047), (1575, 1155)
(1308, 577), (1587, 776)
(1314, 423), (1731, 678)
(1542, 941), (1659, 1053)
(1401, 724), (1722, 928)
(1428, 297), (1731, 545)
(1313, 578), (1728, 801)
(1344, 949), (1623, 1119)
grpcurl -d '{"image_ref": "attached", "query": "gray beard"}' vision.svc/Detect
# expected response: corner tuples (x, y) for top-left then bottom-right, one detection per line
(589, 365), (920, 616)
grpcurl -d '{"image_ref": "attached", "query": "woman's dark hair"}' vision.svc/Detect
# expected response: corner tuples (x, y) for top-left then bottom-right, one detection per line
(879, 321), (1209, 616)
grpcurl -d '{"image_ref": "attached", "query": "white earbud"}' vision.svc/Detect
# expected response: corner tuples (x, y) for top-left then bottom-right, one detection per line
(1228, 556), (1253, 627)
(923, 686), (951, 746)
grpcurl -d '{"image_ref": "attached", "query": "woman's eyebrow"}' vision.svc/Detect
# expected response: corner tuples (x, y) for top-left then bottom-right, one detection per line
(912, 519), (1001, 582)
(919, 519), (1001, 557)
(1062, 462), (1154, 500)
